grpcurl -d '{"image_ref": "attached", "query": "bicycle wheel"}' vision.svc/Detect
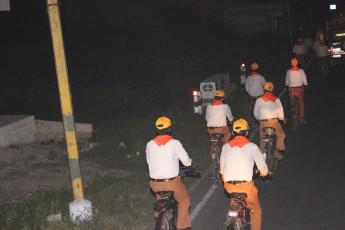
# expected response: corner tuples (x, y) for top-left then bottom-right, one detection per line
(215, 151), (221, 184)
(292, 96), (299, 129)
(265, 141), (277, 173)
(154, 210), (175, 230)
(225, 216), (242, 230)
(243, 207), (251, 230)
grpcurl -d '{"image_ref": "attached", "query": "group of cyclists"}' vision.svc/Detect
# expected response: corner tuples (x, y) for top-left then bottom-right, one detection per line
(293, 32), (330, 76)
(145, 57), (308, 230)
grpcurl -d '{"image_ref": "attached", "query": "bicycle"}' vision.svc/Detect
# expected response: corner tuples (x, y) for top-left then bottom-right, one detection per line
(261, 127), (279, 174)
(224, 192), (251, 230)
(319, 57), (329, 77)
(296, 55), (304, 69)
(210, 133), (224, 184)
(290, 91), (301, 130)
(153, 166), (201, 230)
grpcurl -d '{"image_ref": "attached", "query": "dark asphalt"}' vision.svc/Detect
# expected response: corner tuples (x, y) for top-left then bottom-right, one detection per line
(189, 63), (345, 230)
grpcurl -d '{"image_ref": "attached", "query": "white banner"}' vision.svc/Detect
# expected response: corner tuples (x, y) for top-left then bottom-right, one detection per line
(0, 0), (10, 11)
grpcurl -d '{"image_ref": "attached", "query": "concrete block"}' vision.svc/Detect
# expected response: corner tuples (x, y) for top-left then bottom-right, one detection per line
(0, 115), (36, 147)
(35, 119), (93, 142)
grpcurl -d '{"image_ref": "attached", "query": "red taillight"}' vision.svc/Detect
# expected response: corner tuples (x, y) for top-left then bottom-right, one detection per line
(193, 91), (198, 96)
(328, 49), (331, 53)
(241, 63), (245, 67)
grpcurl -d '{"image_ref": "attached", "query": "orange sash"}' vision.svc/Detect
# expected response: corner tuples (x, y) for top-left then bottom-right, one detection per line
(229, 136), (250, 148)
(261, 92), (277, 102)
(153, 135), (173, 147)
(211, 100), (224, 106)
(250, 72), (259, 76)
(291, 66), (300, 71)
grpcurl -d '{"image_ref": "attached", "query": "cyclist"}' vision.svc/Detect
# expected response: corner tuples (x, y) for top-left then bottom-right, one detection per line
(285, 58), (308, 124)
(315, 40), (329, 76)
(205, 90), (234, 144)
(293, 38), (306, 66)
(146, 116), (196, 230)
(220, 118), (268, 230)
(245, 62), (266, 125)
(254, 82), (286, 160)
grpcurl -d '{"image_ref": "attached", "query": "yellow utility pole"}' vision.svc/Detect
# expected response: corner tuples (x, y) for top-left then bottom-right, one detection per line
(46, 0), (84, 199)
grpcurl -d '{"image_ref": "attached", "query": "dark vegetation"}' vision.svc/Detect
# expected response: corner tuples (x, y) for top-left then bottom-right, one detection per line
(1, 1), (291, 126)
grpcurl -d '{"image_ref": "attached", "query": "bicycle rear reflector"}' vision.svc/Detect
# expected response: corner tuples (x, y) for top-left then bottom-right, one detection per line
(228, 211), (239, 217)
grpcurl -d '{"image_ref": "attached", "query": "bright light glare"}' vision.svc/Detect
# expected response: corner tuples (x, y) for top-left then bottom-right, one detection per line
(193, 91), (198, 96)
(241, 63), (245, 67)
(330, 4), (336, 10)
(228, 211), (239, 217)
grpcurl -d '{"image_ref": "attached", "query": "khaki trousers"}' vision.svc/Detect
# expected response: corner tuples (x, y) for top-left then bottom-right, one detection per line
(224, 180), (262, 230)
(150, 176), (191, 229)
(288, 87), (305, 118)
(259, 119), (286, 151)
(207, 126), (231, 145)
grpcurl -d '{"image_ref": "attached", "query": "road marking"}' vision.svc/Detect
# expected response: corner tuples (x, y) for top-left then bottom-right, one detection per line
(278, 88), (287, 99)
(191, 86), (287, 222)
(190, 183), (218, 221)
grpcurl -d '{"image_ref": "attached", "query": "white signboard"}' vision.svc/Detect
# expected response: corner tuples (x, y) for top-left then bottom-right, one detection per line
(0, 0), (10, 11)
(330, 4), (336, 10)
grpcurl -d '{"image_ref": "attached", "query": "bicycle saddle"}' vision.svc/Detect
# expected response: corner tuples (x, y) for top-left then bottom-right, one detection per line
(211, 133), (224, 139)
(230, 193), (247, 200)
(157, 191), (174, 197)
(262, 127), (276, 136)
(153, 199), (171, 212)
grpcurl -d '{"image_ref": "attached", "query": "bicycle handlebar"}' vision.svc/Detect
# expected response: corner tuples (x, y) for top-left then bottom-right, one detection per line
(179, 166), (201, 179)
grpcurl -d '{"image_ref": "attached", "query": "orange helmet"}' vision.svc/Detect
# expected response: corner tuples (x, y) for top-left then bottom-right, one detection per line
(251, 62), (259, 70)
(214, 90), (225, 97)
(264, 82), (274, 91)
(291, 58), (298, 66)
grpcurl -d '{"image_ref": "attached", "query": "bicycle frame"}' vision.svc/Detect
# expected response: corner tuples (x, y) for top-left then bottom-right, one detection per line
(225, 193), (251, 230)
(153, 191), (177, 230)
(210, 133), (224, 184)
(153, 167), (200, 230)
(290, 91), (300, 129)
(261, 127), (278, 174)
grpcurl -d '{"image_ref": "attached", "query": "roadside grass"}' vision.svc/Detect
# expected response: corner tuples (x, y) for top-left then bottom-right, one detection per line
(0, 109), (210, 230)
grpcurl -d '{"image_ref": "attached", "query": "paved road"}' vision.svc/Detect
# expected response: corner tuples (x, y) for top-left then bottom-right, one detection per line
(189, 63), (345, 230)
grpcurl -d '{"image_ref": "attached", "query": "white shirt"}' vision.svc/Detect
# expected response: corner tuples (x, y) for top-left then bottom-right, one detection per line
(285, 68), (308, 87)
(206, 103), (234, 127)
(245, 73), (266, 97)
(220, 140), (268, 182)
(293, 44), (306, 55)
(146, 138), (192, 179)
(304, 38), (313, 50)
(313, 40), (320, 51)
(316, 45), (329, 57)
(254, 96), (285, 121)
